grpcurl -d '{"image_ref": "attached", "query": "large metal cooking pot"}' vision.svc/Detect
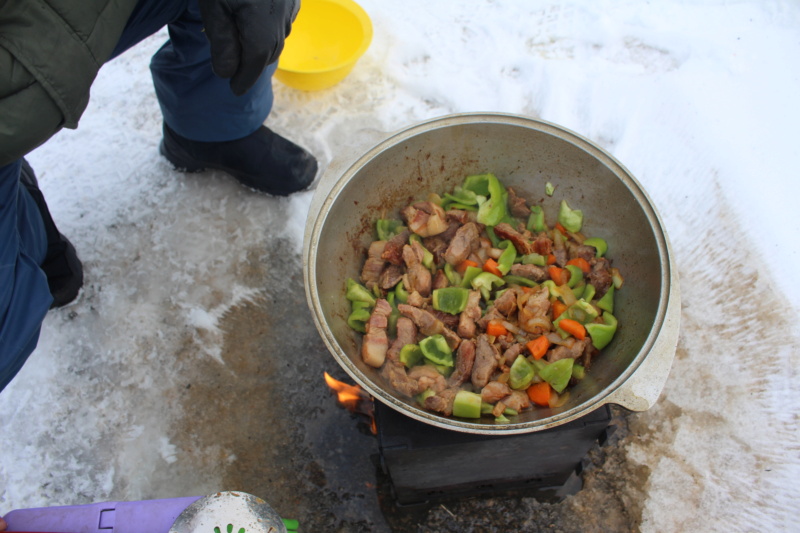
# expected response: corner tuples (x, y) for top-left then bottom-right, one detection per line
(303, 113), (680, 435)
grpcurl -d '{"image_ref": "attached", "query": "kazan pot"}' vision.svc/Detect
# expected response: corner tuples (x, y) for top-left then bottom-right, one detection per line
(303, 112), (680, 435)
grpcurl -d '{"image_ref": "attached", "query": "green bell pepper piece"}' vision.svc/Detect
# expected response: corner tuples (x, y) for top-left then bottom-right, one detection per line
(527, 205), (546, 233)
(571, 363), (586, 380)
(347, 306), (371, 333)
(583, 283), (596, 304)
(394, 280), (409, 304)
(376, 219), (406, 241)
(566, 299), (599, 324)
(459, 265), (483, 288)
(471, 272), (506, 300)
(545, 182), (555, 196)
(565, 264), (584, 288)
(443, 186), (479, 206)
(485, 225), (501, 248)
(444, 262), (462, 286)
(509, 355), (535, 390)
(409, 234), (435, 269)
(541, 279), (558, 298)
(503, 275), (538, 288)
(538, 358), (574, 393)
(462, 173), (493, 196)
(346, 278), (376, 305)
(475, 174), (508, 226)
(571, 281), (586, 299)
(480, 401), (495, 415)
(399, 344), (423, 367)
(497, 240), (517, 275)
(429, 362), (454, 377)
(432, 287), (470, 315)
(494, 414), (511, 423)
(521, 252), (547, 266)
(419, 334), (454, 367)
(597, 284), (614, 313)
(557, 200), (583, 233)
(416, 388), (436, 406)
(582, 237), (608, 257)
(586, 312), (618, 350)
(453, 390), (483, 418)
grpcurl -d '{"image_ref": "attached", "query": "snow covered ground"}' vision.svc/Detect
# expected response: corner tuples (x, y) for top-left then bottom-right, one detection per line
(2, 1), (799, 531)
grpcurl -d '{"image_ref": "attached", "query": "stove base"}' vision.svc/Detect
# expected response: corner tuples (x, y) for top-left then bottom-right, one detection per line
(375, 403), (613, 507)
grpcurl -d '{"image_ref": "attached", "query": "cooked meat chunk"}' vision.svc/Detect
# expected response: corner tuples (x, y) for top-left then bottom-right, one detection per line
(532, 233), (553, 256)
(360, 240), (387, 290)
(493, 222), (535, 255)
(403, 242), (432, 297)
(518, 285), (551, 335)
(432, 269), (449, 290)
(386, 317), (418, 362)
(398, 304), (461, 350)
(457, 290), (482, 338)
(588, 257), (613, 298)
(444, 222), (481, 265)
(408, 365), (447, 393)
(507, 187), (531, 218)
(362, 299), (392, 368)
(432, 309), (460, 330)
(481, 381), (512, 403)
(472, 334), (500, 388)
(568, 242), (597, 262)
(381, 230), (409, 265)
(477, 306), (505, 331)
(379, 264), (404, 290)
(448, 338), (476, 387)
(405, 290), (429, 307)
(446, 209), (472, 225)
(502, 390), (531, 412)
(425, 387), (458, 416)
(380, 360), (422, 397)
(552, 248), (568, 267)
(547, 338), (588, 363)
(402, 201), (448, 237)
(493, 289), (517, 317)
(509, 263), (547, 282)
(502, 343), (525, 366)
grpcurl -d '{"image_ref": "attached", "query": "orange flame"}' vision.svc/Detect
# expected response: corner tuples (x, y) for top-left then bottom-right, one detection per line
(324, 372), (376, 435)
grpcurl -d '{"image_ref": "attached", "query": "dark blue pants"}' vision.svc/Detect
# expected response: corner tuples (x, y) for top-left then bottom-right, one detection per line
(0, 0), (276, 392)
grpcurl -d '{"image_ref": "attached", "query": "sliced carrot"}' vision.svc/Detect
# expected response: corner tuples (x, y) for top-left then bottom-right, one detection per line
(486, 319), (508, 337)
(548, 266), (569, 286)
(555, 222), (568, 235)
(552, 300), (567, 320)
(526, 335), (550, 360)
(483, 258), (503, 277)
(527, 381), (552, 406)
(546, 254), (557, 265)
(559, 318), (586, 340)
(566, 257), (591, 274)
(457, 259), (479, 274)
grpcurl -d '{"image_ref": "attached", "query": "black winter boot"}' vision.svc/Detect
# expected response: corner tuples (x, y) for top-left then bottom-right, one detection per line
(19, 159), (84, 309)
(159, 123), (318, 196)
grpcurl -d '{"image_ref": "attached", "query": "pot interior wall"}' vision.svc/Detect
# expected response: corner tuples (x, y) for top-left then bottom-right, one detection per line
(311, 117), (664, 431)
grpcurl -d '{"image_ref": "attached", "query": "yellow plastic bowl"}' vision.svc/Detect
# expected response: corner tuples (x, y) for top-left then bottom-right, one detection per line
(276, 0), (373, 91)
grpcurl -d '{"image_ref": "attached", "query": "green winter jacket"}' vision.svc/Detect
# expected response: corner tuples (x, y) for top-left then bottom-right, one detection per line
(0, 0), (139, 166)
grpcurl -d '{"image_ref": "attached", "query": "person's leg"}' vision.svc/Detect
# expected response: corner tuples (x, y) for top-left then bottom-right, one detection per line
(0, 160), (53, 392)
(150, 0), (317, 195)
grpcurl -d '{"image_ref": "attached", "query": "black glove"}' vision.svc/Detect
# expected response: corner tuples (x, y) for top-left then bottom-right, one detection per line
(198, 0), (299, 96)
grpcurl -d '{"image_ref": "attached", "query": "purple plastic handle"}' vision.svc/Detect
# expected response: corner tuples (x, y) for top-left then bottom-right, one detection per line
(4, 495), (203, 533)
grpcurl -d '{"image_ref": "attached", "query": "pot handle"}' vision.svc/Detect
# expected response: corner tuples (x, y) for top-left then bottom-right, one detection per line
(603, 256), (681, 412)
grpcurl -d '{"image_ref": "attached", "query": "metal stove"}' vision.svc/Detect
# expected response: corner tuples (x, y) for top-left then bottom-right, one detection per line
(373, 401), (613, 507)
